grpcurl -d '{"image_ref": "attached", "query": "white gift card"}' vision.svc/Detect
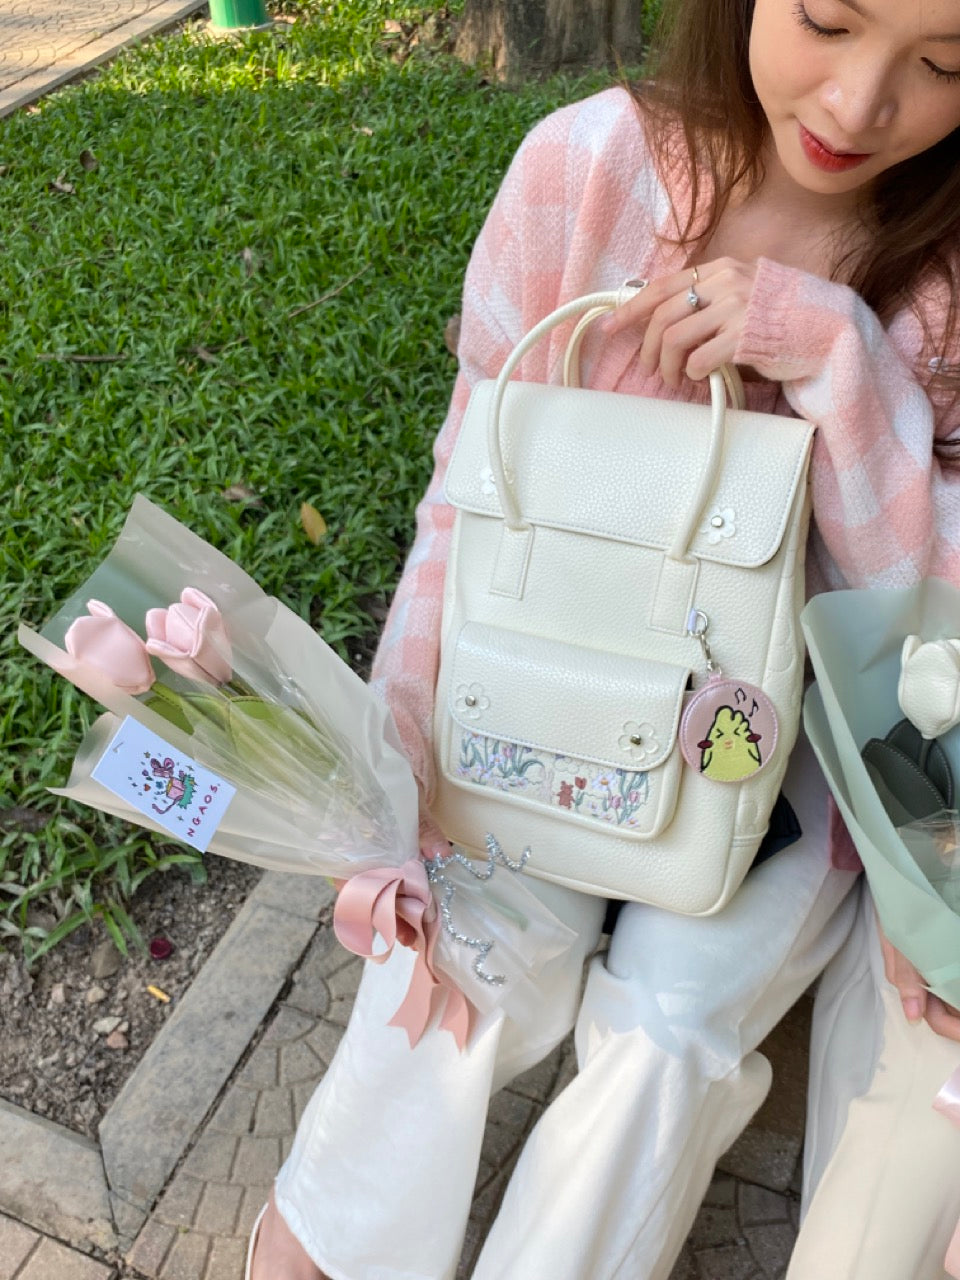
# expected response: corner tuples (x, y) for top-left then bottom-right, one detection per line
(92, 716), (236, 853)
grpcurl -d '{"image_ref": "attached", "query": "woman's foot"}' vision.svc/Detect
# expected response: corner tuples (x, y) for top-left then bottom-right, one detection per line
(248, 1188), (327, 1280)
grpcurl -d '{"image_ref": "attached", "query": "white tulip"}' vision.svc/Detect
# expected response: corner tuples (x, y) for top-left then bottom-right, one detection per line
(897, 635), (960, 740)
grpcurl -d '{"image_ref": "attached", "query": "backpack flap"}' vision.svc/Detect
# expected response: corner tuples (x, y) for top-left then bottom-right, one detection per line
(445, 380), (813, 569)
(440, 620), (690, 839)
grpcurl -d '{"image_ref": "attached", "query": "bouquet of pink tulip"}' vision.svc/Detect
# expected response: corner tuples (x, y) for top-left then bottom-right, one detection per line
(19, 497), (575, 1049)
(61, 589), (357, 831)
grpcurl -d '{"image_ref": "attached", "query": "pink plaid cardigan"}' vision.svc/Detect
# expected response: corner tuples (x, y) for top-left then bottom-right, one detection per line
(370, 86), (960, 820)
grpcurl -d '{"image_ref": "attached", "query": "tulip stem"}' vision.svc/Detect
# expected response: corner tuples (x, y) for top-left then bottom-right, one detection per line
(144, 681), (196, 735)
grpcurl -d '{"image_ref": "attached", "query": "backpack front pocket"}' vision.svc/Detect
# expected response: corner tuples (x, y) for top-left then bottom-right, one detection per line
(440, 622), (691, 840)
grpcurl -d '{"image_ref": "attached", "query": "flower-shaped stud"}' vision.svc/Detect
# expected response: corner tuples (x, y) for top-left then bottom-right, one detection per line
(618, 721), (659, 760)
(699, 507), (736, 544)
(898, 635), (960, 740)
(455, 683), (489, 721)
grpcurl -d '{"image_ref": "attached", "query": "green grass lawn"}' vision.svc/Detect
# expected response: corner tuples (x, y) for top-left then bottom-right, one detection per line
(0, 1), (628, 959)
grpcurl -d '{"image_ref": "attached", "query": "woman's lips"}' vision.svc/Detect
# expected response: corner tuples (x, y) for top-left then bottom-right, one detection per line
(799, 124), (871, 172)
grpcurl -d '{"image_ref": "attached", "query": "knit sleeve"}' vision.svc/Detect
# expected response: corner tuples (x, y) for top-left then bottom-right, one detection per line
(734, 256), (960, 590)
(367, 110), (567, 804)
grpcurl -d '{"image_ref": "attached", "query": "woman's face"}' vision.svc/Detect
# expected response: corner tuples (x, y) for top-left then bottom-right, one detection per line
(749, 0), (960, 200)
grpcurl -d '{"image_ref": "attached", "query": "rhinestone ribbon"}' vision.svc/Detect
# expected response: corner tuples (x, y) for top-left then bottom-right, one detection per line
(423, 833), (530, 988)
(332, 834), (530, 1052)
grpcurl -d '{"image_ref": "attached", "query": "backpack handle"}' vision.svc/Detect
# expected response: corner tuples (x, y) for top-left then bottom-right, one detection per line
(487, 288), (745, 562)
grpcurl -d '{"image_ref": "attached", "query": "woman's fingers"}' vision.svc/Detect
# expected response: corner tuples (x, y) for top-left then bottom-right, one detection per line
(607, 258), (756, 386)
(876, 913), (960, 1042)
(418, 812), (451, 860)
(925, 996), (960, 1044)
(608, 267), (702, 332)
(877, 917), (928, 1023)
(639, 295), (722, 386)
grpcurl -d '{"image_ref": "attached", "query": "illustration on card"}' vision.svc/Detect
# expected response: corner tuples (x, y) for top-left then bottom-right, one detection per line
(91, 716), (236, 854)
(144, 755), (197, 814)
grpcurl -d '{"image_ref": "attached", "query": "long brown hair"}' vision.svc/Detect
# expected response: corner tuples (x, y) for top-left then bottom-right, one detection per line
(632, 0), (960, 388)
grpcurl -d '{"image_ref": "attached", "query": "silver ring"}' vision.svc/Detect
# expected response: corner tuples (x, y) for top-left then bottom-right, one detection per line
(686, 286), (701, 309)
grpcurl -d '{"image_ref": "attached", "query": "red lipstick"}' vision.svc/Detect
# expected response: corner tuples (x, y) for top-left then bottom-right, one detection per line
(799, 124), (870, 173)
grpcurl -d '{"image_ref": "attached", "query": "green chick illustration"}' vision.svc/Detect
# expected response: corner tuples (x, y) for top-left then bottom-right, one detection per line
(697, 705), (762, 781)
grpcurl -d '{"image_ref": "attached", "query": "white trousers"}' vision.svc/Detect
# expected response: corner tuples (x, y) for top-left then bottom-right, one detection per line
(275, 737), (859, 1280)
(787, 884), (960, 1280)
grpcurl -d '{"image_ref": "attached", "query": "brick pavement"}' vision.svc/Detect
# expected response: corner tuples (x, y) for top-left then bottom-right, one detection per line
(0, 0), (206, 117)
(123, 924), (810, 1280)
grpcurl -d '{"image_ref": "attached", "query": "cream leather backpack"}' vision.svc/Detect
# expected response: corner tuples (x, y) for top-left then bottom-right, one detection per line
(432, 289), (814, 914)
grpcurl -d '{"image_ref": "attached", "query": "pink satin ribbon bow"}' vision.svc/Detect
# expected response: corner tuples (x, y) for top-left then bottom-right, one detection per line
(333, 859), (472, 1051)
(934, 1067), (960, 1278)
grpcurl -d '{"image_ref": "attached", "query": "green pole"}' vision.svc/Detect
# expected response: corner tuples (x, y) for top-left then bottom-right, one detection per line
(208, 0), (271, 29)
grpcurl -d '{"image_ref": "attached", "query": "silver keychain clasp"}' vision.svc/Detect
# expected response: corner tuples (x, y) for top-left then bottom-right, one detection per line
(686, 608), (720, 677)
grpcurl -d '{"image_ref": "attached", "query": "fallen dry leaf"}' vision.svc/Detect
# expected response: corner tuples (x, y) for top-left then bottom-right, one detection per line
(241, 246), (258, 276)
(382, 19), (405, 34)
(300, 502), (328, 544)
(444, 313), (461, 356)
(48, 172), (75, 195)
(79, 149), (99, 172)
(352, 125), (374, 136)
(222, 482), (263, 505)
(0, 805), (50, 833)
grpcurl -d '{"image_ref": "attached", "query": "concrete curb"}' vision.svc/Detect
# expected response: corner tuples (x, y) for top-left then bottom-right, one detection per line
(0, 0), (207, 120)
(0, 871), (333, 1258)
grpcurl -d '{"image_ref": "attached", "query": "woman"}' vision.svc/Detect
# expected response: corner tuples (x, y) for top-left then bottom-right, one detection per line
(251, 0), (960, 1275)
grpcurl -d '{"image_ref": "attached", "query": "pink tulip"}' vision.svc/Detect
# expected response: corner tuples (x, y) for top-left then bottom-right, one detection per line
(144, 587), (232, 685)
(64, 601), (155, 695)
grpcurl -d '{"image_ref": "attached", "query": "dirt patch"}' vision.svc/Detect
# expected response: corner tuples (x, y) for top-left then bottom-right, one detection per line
(0, 855), (262, 1139)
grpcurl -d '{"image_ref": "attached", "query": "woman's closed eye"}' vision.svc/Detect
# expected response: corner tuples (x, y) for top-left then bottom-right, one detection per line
(793, 1), (845, 38)
(923, 59), (960, 83)
(794, 0), (960, 82)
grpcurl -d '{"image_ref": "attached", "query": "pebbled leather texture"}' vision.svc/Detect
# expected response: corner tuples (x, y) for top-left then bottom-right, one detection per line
(447, 380), (811, 569)
(433, 296), (814, 915)
(448, 621), (689, 770)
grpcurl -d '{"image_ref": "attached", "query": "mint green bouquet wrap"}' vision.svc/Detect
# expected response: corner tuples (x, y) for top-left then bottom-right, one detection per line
(802, 578), (960, 1009)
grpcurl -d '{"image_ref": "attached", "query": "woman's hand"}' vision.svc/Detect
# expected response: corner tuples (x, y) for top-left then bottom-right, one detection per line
(419, 810), (451, 861)
(607, 257), (758, 388)
(877, 915), (960, 1044)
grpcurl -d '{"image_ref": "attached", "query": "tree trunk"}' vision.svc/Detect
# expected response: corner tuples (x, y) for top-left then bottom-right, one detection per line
(454, 0), (648, 82)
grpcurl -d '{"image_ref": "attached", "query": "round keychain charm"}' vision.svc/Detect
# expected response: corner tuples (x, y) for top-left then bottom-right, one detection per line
(679, 676), (779, 783)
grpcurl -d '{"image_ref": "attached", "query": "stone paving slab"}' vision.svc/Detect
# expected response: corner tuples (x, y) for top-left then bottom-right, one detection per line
(0, 1214), (114, 1280)
(0, 0), (206, 119)
(0, 1101), (115, 1254)
(101, 875), (333, 1248)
